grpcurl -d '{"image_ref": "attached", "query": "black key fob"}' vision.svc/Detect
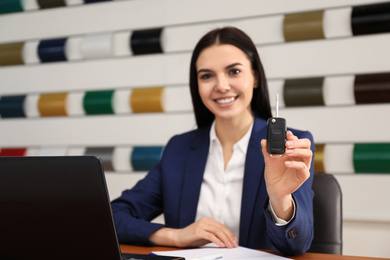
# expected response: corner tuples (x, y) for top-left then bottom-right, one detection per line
(267, 117), (286, 155)
(267, 94), (287, 155)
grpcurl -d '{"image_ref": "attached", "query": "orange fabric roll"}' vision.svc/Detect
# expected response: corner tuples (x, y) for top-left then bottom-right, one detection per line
(38, 93), (68, 117)
(130, 87), (164, 113)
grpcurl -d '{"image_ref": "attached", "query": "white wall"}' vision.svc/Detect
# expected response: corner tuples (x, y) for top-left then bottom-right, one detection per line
(1, 0), (390, 258)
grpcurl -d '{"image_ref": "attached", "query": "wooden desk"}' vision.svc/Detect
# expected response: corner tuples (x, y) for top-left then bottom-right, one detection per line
(120, 244), (388, 260)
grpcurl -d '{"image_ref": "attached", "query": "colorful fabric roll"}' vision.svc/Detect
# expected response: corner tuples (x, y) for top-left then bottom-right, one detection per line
(37, 0), (66, 9)
(84, 0), (111, 3)
(0, 0), (23, 14)
(130, 87), (164, 113)
(284, 77), (325, 107)
(314, 143), (325, 173)
(283, 10), (325, 42)
(352, 2), (390, 36)
(131, 146), (164, 171)
(83, 90), (115, 115)
(353, 143), (390, 174)
(85, 147), (114, 171)
(0, 42), (24, 66)
(0, 148), (27, 156)
(0, 95), (26, 118)
(38, 38), (67, 63)
(131, 28), (163, 55)
(354, 73), (390, 104)
(38, 93), (68, 117)
(80, 33), (113, 59)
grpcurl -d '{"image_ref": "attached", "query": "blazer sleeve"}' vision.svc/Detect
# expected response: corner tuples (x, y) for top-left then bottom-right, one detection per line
(111, 159), (166, 245)
(110, 136), (183, 246)
(263, 130), (315, 255)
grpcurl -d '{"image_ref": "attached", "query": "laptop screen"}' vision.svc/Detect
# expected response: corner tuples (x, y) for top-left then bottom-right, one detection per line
(0, 156), (122, 260)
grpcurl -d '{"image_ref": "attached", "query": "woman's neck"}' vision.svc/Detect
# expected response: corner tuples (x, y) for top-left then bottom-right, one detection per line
(214, 112), (254, 146)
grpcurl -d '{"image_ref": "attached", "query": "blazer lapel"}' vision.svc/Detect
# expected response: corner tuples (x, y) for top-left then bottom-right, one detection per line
(179, 126), (211, 228)
(239, 117), (268, 245)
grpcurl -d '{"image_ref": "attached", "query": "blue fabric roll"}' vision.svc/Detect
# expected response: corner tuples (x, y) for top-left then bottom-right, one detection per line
(0, 95), (26, 118)
(131, 146), (164, 171)
(84, 0), (111, 3)
(38, 38), (67, 63)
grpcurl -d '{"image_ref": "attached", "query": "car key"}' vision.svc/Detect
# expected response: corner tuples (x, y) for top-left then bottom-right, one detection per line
(267, 94), (286, 156)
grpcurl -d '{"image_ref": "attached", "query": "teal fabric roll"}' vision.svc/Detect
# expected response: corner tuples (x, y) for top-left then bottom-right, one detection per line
(0, 95), (26, 118)
(131, 146), (164, 171)
(0, 0), (23, 14)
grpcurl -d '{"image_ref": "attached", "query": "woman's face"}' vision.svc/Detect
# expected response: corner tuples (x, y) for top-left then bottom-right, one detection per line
(196, 44), (256, 124)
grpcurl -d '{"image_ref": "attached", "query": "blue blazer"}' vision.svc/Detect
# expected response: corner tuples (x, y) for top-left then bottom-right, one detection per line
(111, 116), (315, 255)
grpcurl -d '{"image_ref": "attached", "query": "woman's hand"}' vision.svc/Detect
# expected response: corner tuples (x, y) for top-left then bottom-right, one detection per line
(149, 217), (238, 248)
(261, 131), (312, 220)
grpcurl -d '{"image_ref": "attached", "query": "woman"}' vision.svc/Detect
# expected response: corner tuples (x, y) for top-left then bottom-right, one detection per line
(111, 27), (315, 256)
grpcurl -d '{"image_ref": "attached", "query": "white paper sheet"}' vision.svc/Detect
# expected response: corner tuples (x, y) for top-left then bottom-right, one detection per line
(153, 246), (292, 260)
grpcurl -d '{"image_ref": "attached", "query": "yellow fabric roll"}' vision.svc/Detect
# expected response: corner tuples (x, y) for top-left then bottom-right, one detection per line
(38, 93), (68, 117)
(314, 143), (325, 173)
(130, 87), (164, 113)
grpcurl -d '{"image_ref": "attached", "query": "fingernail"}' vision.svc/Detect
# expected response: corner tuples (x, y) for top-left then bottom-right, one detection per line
(286, 149), (294, 155)
(227, 242), (233, 248)
(286, 141), (294, 147)
(285, 161), (292, 166)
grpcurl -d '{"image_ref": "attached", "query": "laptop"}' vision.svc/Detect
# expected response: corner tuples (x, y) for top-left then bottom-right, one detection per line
(0, 156), (183, 260)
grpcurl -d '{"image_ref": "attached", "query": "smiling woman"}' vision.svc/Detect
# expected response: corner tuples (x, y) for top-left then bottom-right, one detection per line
(196, 45), (256, 133)
(111, 27), (316, 256)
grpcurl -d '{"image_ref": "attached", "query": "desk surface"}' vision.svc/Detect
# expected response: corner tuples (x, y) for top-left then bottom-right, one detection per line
(120, 244), (388, 260)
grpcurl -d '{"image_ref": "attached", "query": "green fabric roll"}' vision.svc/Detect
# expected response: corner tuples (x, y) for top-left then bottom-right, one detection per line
(353, 143), (390, 174)
(83, 90), (115, 115)
(284, 77), (325, 107)
(0, 0), (23, 14)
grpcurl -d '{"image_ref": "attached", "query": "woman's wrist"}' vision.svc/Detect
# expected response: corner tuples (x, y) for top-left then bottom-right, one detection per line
(269, 194), (294, 221)
(149, 227), (177, 247)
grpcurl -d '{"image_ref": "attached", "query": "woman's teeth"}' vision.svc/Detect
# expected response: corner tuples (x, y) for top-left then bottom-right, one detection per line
(216, 97), (236, 104)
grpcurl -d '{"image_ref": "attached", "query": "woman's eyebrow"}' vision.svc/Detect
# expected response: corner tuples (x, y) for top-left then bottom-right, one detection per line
(197, 68), (212, 74)
(225, 63), (243, 70)
(197, 63), (243, 74)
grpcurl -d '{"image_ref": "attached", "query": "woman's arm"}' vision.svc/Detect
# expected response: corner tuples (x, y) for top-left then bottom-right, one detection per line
(261, 130), (315, 255)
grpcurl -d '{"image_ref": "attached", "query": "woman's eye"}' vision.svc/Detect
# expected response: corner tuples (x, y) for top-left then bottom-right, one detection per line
(229, 69), (241, 75)
(200, 74), (213, 80)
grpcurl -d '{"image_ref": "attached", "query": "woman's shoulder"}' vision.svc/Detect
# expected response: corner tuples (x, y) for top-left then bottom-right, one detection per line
(166, 125), (211, 148)
(287, 127), (313, 140)
(287, 127), (315, 151)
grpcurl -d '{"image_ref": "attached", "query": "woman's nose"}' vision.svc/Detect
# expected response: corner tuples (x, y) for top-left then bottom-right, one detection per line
(215, 75), (230, 92)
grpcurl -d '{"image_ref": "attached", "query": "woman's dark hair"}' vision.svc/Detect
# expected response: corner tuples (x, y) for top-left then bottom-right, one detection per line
(189, 26), (272, 127)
